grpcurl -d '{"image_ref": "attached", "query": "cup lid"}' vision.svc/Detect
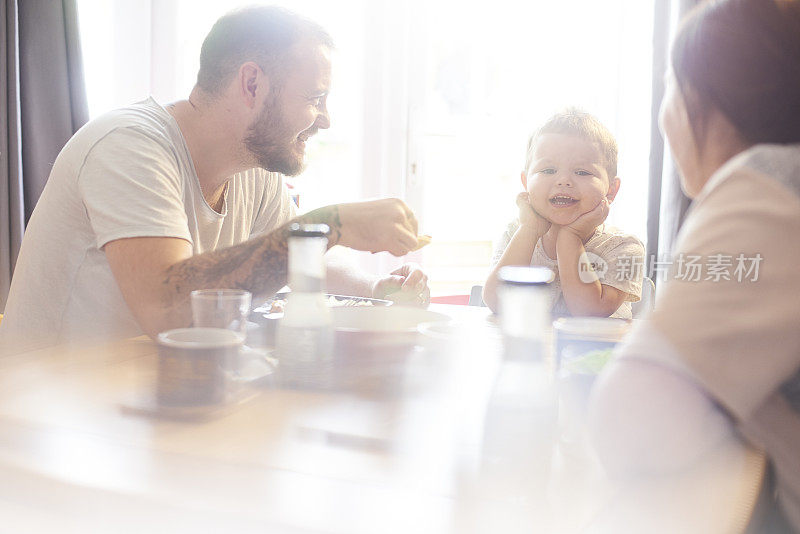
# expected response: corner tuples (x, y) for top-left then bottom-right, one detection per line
(498, 266), (555, 286)
(289, 223), (330, 238)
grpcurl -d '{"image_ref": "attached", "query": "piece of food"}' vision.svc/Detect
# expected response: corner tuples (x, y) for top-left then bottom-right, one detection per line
(411, 234), (432, 251)
(564, 348), (614, 375)
(386, 291), (418, 305)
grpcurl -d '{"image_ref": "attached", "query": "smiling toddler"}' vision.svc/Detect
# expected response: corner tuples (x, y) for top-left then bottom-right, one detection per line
(483, 109), (644, 318)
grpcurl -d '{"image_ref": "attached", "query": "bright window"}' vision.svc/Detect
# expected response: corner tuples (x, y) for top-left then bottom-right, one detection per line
(77, 0), (654, 295)
(406, 0), (654, 294)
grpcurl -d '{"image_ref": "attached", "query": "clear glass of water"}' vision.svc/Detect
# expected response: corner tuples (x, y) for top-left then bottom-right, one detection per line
(190, 289), (252, 334)
(190, 289), (255, 380)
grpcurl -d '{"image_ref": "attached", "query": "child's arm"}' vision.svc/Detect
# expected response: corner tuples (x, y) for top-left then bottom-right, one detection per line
(483, 193), (551, 312)
(556, 199), (627, 317)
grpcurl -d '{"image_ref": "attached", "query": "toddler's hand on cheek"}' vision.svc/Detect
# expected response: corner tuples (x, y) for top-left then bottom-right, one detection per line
(561, 198), (609, 243)
(517, 192), (551, 237)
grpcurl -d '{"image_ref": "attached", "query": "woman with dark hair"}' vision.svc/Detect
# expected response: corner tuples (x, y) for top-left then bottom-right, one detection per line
(588, 0), (800, 530)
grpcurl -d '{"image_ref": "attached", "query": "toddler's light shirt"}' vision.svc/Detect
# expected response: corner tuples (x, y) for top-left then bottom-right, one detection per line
(492, 222), (645, 318)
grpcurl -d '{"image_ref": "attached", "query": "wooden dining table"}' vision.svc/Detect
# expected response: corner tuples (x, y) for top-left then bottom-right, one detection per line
(0, 304), (765, 533)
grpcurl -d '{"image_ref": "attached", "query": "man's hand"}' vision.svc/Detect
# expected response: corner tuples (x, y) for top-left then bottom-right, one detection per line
(561, 198), (609, 243)
(337, 198), (419, 256)
(371, 263), (430, 307)
(517, 192), (551, 238)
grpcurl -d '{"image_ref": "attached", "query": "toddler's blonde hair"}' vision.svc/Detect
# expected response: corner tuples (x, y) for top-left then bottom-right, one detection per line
(525, 108), (618, 178)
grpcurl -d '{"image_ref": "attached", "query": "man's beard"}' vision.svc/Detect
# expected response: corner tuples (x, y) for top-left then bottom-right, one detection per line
(243, 100), (305, 176)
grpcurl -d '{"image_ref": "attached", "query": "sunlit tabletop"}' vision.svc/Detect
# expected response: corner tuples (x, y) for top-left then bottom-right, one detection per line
(0, 304), (764, 533)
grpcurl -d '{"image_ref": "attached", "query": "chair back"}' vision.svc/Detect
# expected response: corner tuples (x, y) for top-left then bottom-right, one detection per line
(632, 277), (656, 318)
(469, 285), (485, 307)
(430, 285), (487, 306)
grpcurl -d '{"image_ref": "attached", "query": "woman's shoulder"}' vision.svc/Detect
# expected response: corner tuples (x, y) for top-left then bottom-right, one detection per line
(676, 146), (800, 258)
(738, 144), (800, 196)
(703, 144), (800, 201)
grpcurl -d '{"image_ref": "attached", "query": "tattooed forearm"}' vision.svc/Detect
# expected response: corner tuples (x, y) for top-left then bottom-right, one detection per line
(160, 204), (345, 319)
(164, 229), (289, 300)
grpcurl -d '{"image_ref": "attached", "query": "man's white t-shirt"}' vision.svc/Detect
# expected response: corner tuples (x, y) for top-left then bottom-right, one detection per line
(0, 98), (295, 354)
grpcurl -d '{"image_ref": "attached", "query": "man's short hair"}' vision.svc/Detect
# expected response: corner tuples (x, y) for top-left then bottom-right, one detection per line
(525, 108), (618, 178)
(196, 6), (334, 96)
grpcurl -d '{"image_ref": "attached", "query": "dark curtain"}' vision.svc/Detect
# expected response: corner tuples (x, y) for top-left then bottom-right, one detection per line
(1, 0), (88, 311)
(647, 0), (696, 281)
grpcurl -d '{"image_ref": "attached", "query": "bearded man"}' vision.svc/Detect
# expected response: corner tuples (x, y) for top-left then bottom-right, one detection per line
(0, 6), (428, 354)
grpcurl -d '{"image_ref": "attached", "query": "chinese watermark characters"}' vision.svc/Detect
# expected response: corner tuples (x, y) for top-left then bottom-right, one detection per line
(609, 253), (763, 283)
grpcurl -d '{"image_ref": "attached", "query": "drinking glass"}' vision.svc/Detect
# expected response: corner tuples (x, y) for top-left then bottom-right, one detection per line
(191, 289), (260, 380)
(190, 289), (252, 334)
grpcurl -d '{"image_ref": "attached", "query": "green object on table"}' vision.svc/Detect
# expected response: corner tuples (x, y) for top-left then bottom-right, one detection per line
(564, 348), (614, 375)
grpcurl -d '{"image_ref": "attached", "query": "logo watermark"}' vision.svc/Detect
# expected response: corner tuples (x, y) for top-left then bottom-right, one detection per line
(607, 253), (763, 283)
(578, 252), (608, 283)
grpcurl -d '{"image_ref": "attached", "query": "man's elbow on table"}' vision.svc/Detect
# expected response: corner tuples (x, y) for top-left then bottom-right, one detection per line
(104, 236), (195, 338)
(120, 283), (190, 340)
(587, 358), (734, 479)
(132, 300), (187, 340)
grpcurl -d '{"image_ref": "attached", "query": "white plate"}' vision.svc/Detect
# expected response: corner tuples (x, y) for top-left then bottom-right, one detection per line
(331, 306), (450, 351)
(253, 293), (392, 314)
(331, 306), (449, 333)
